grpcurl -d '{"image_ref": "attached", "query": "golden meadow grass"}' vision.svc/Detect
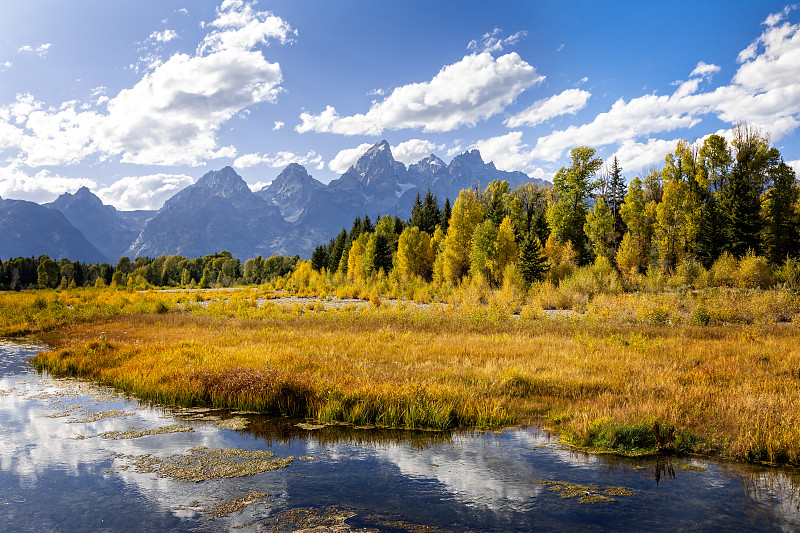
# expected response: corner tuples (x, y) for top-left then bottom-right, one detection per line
(6, 286), (800, 465)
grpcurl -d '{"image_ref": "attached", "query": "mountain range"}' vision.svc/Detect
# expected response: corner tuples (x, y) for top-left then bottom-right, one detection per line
(0, 141), (548, 263)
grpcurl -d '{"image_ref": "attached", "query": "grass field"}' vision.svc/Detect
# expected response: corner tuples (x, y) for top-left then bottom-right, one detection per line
(9, 286), (798, 466)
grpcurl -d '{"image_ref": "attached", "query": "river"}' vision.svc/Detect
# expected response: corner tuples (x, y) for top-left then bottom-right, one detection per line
(1, 340), (798, 532)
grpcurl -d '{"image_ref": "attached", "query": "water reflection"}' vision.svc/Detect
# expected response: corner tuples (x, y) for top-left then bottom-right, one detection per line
(1, 340), (800, 532)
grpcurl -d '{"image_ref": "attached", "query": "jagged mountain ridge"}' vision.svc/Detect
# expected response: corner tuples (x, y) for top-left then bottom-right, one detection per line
(0, 197), (108, 263)
(125, 166), (286, 260)
(45, 187), (146, 260)
(255, 163), (324, 222)
(1, 142), (549, 261)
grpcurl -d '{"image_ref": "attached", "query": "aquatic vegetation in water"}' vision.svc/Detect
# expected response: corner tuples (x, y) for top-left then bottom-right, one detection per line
(261, 506), (358, 532)
(122, 446), (294, 482)
(533, 480), (634, 504)
(96, 424), (194, 440)
(202, 491), (272, 519)
(68, 409), (133, 423)
(213, 416), (249, 430)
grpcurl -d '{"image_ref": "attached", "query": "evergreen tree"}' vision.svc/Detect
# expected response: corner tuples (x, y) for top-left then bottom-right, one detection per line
(410, 192), (423, 228)
(519, 232), (549, 287)
(327, 228), (348, 272)
(440, 198), (452, 233)
(371, 232), (394, 273)
(361, 214), (374, 234)
(763, 161), (800, 264)
(310, 245), (329, 271)
(607, 156), (627, 247)
(693, 195), (723, 268)
(420, 189), (441, 235)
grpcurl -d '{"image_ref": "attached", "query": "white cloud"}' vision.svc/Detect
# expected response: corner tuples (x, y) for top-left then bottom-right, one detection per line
(470, 131), (546, 179)
(0, 163), (95, 203)
(611, 138), (680, 174)
(690, 61), (721, 78)
(272, 120), (284, 130)
(390, 139), (445, 165)
(247, 180), (271, 191)
(764, 5), (797, 26)
(0, 61), (11, 71)
(1, 0), (292, 167)
(18, 43), (52, 58)
(297, 52), (544, 135)
(233, 149), (323, 169)
(328, 143), (372, 174)
(788, 159), (800, 176)
(530, 18), (800, 162)
(467, 28), (527, 54)
(96, 174), (194, 210)
(504, 88), (591, 128)
(148, 29), (178, 43)
(199, 0), (296, 55)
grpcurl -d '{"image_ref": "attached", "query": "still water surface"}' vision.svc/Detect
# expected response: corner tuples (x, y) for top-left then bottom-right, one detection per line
(1, 340), (798, 532)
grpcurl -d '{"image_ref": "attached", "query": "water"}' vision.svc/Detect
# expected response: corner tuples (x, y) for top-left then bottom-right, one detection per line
(1, 340), (798, 532)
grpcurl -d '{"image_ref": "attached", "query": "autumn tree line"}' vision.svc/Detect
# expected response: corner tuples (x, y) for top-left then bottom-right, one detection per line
(0, 251), (299, 291)
(309, 124), (800, 290)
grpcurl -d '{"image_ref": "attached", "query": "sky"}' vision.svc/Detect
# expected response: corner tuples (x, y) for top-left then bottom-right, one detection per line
(1, 0), (799, 211)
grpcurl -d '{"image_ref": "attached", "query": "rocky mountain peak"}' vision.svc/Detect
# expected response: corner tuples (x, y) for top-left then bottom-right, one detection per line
(257, 163), (323, 221)
(195, 166), (251, 198)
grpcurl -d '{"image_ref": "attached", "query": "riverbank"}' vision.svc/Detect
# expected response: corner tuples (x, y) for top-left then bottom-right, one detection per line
(18, 287), (800, 466)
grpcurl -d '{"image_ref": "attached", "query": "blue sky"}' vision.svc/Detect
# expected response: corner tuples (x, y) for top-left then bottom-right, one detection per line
(1, 0), (799, 210)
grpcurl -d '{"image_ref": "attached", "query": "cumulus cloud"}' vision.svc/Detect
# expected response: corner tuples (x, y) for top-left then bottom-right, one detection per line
(0, 60), (11, 71)
(467, 28), (527, 54)
(530, 17), (800, 162)
(0, 163), (96, 203)
(610, 138), (680, 173)
(690, 61), (721, 77)
(199, 0), (296, 55)
(764, 5), (797, 27)
(297, 52), (543, 135)
(233, 149), (323, 169)
(272, 120), (284, 130)
(390, 139), (445, 165)
(0, 0), (292, 167)
(504, 88), (591, 128)
(469, 131), (546, 179)
(18, 43), (52, 58)
(328, 143), (372, 174)
(96, 173), (194, 210)
(147, 29), (178, 43)
(247, 180), (271, 192)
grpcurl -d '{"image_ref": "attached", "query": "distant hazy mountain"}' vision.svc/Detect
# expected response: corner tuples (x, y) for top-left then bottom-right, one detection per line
(46, 186), (146, 261)
(126, 166), (287, 260)
(0, 197), (108, 263)
(1, 141), (549, 261)
(255, 163), (323, 222)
